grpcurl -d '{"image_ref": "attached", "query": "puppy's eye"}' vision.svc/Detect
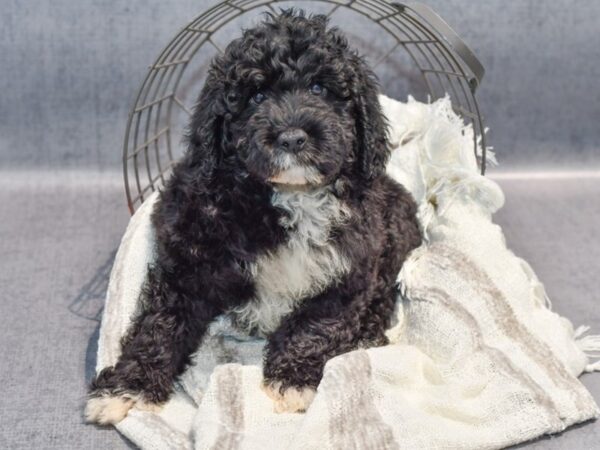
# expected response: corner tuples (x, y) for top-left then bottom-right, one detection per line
(310, 83), (324, 95)
(252, 91), (266, 104)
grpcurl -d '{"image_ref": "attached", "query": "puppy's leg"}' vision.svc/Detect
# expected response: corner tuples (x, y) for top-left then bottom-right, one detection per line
(357, 270), (403, 347)
(262, 285), (369, 413)
(86, 269), (220, 425)
(359, 188), (422, 345)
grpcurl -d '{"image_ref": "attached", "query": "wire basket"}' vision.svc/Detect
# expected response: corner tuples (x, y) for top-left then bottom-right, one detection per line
(123, 0), (487, 214)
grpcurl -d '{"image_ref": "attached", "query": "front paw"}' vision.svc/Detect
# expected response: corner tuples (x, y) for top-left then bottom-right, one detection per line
(86, 367), (164, 425)
(85, 393), (136, 425)
(85, 392), (163, 425)
(262, 381), (316, 414)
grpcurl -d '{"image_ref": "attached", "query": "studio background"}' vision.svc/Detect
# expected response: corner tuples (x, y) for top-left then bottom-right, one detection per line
(2, 0), (599, 170)
(0, 1), (598, 449)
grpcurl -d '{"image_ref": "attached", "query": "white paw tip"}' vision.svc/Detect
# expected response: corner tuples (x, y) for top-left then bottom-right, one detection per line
(85, 395), (135, 425)
(263, 382), (316, 414)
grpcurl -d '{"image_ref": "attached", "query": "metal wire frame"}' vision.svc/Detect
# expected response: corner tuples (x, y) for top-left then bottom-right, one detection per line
(123, 0), (487, 214)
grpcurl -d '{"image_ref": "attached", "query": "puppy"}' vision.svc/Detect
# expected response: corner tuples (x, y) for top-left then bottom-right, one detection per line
(86, 10), (421, 424)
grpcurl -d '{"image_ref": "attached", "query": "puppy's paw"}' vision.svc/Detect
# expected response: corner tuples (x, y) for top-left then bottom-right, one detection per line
(85, 393), (164, 425)
(85, 394), (136, 425)
(262, 381), (316, 414)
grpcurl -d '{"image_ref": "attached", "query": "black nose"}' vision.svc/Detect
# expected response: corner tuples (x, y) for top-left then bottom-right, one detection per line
(277, 128), (308, 153)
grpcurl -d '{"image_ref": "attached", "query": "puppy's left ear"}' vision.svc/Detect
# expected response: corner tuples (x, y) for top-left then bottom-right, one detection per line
(183, 67), (228, 176)
(349, 54), (390, 180)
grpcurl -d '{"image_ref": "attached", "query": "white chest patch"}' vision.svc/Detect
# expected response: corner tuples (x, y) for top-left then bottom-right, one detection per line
(232, 187), (351, 336)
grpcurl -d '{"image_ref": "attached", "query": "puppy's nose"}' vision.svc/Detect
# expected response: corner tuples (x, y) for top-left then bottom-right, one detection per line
(277, 128), (308, 153)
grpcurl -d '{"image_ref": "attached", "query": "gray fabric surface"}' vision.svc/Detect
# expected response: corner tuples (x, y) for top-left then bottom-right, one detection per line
(0, 172), (132, 449)
(0, 172), (597, 449)
(1, 0), (599, 447)
(1, 0), (599, 171)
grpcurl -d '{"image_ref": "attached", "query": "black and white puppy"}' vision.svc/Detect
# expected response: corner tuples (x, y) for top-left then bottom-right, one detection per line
(86, 10), (421, 424)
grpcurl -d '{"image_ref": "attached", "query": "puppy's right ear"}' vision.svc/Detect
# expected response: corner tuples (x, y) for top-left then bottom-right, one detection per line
(184, 68), (227, 176)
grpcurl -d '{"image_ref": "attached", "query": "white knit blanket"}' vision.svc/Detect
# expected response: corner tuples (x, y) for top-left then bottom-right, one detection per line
(95, 95), (600, 450)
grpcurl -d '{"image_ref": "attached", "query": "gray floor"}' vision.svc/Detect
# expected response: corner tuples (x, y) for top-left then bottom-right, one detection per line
(0, 171), (598, 449)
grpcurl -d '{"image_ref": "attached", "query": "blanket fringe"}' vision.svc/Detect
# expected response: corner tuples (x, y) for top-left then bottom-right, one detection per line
(516, 257), (553, 310)
(575, 325), (600, 372)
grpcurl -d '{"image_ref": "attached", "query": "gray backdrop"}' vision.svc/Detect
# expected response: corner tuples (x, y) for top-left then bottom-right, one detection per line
(1, 2), (599, 449)
(1, 0), (599, 171)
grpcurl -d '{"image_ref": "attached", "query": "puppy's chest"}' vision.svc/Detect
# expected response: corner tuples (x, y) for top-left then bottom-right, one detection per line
(231, 188), (351, 335)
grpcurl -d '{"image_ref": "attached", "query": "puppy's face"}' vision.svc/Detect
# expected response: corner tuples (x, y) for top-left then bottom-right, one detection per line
(230, 79), (355, 185)
(190, 12), (390, 187)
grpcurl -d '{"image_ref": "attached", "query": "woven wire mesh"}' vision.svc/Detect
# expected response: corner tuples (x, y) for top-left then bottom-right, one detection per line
(123, 0), (487, 214)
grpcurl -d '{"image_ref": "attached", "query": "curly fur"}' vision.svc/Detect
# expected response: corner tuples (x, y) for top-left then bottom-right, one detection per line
(232, 186), (352, 335)
(87, 9), (421, 423)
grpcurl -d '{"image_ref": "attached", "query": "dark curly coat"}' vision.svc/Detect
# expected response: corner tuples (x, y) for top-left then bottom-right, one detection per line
(86, 10), (421, 423)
